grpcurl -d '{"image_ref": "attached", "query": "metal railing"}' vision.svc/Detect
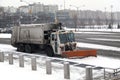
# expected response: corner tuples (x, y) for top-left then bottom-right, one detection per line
(0, 51), (120, 80)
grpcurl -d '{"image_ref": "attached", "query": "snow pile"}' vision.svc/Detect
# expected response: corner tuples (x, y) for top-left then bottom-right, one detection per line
(0, 62), (63, 80)
(0, 33), (11, 38)
(0, 44), (16, 52)
(77, 42), (120, 52)
(64, 27), (120, 32)
(67, 56), (120, 69)
(74, 31), (116, 34)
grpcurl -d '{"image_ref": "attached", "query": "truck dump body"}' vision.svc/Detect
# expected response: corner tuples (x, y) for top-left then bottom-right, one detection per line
(17, 26), (44, 44)
(11, 23), (59, 45)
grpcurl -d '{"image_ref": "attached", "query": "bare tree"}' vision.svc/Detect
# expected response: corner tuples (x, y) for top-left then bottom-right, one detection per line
(0, 7), (4, 16)
(73, 14), (77, 31)
(118, 24), (120, 29)
(96, 16), (101, 25)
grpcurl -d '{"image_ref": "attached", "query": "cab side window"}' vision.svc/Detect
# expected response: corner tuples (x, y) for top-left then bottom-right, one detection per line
(51, 34), (57, 41)
(52, 34), (54, 40)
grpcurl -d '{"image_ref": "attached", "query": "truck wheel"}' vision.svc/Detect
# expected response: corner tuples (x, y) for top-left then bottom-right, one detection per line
(46, 46), (54, 57)
(17, 44), (25, 52)
(25, 44), (32, 53)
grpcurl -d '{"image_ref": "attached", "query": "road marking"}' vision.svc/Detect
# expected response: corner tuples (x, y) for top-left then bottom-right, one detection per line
(87, 38), (120, 42)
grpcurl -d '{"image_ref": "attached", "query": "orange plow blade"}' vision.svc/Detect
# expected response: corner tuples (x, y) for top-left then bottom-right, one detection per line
(62, 50), (97, 58)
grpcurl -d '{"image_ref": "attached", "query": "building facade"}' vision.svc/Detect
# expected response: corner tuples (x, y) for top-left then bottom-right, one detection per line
(18, 3), (58, 14)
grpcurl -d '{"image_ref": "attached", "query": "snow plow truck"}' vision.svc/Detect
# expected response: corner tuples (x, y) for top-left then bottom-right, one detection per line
(11, 23), (97, 58)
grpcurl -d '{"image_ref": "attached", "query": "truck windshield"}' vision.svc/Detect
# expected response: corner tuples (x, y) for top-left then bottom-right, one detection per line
(59, 32), (75, 43)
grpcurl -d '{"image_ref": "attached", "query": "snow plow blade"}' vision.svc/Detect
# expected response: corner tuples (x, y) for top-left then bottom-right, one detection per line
(62, 50), (97, 58)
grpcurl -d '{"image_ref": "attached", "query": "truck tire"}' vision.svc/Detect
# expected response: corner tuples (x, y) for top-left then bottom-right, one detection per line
(17, 44), (25, 52)
(25, 44), (32, 53)
(45, 46), (54, 57)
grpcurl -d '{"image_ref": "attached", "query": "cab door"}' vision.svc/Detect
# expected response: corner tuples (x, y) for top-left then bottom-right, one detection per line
(51, 34), (58, 54)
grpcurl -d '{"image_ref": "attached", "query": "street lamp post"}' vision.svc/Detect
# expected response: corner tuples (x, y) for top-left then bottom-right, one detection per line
(104, 7), (108, 28)
(18, 7), (21, 25)
(111, 5), (113, 29)
(20, 0), (32, 24)
(54, 11), (58, 23)
(64, 0), (65, 10)
(70, 5), (85, 31)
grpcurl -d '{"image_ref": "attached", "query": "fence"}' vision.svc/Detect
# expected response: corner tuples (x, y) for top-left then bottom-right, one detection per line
(0, 51), (119, 80)
(103, 68), (120, 80)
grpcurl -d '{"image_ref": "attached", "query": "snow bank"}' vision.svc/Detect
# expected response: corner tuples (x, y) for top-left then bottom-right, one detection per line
(77, 42), (120, 52)
(74, 31), (116, 34)
(67, 56), (120, 69)
(0, 44), (16, 52)
(0, 62), (63, 80)
(64, 27), (120, 32)
(0, 33), (11, 38)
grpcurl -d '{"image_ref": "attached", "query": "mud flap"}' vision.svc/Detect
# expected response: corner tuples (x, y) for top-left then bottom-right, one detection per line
(62, 50), (97, 58)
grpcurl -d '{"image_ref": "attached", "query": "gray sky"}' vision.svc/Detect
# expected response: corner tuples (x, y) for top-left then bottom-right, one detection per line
(0, 0), (120, 11)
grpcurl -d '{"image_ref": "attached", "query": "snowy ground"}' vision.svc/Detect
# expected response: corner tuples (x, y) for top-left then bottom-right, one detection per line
(77, 42), (120, 52)
(0, 43), (120, 69)
(64, 27), (120, 32)
(0, 30), (120, 80)
(0, 33), (11, 38)
(0, 44), (108, 80)
(0, 43), (119, 80)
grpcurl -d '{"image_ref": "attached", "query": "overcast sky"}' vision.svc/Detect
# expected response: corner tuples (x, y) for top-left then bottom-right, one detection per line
(0, 0), (120, 11)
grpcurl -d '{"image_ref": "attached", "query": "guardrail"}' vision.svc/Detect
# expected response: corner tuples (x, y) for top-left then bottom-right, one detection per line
(0, 51), (119, 80)
(104, 68), (120, 80)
